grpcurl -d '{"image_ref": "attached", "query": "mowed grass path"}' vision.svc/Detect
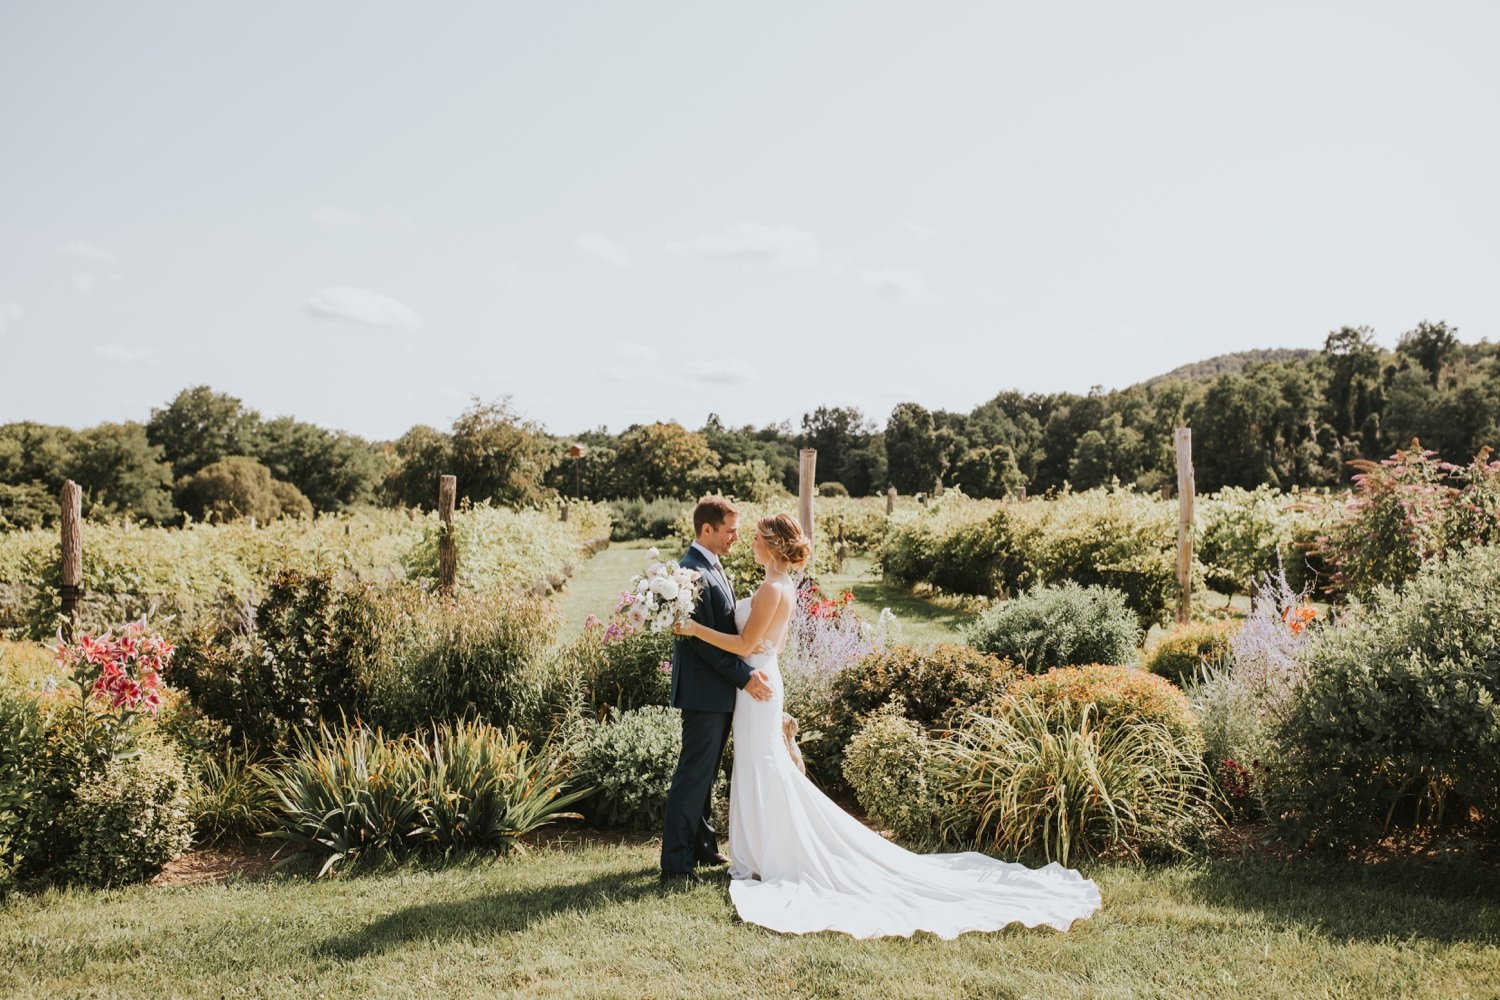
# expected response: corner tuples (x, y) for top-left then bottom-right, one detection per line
(2, 841), (1497, 999)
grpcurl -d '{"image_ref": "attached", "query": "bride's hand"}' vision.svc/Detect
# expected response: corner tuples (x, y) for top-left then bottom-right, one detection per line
(672, 620), (698, 637)
(752, 639), (772, 654)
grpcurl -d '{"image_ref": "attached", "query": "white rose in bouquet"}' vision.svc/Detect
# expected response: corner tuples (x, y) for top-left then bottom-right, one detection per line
(608, 550), (705, 637)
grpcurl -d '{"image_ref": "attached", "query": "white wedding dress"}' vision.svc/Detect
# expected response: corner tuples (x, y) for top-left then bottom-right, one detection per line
(726, 598), (1102, 938)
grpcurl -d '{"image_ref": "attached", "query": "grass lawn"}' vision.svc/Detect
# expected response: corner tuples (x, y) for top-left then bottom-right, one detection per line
(2, 839), (1496, 999)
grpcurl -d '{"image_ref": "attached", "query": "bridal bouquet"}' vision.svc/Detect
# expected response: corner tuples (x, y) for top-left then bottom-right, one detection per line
(612, 547), (704, 636)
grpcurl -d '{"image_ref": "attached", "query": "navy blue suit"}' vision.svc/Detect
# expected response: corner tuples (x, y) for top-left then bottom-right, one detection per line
(660, 544), (753, 875)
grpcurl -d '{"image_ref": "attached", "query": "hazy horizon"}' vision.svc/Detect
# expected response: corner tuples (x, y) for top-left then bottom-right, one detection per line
(3, 2), (1496, 440)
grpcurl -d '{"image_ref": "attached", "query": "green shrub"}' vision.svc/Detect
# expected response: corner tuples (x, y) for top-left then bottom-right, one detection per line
(574, 706), (707, 829)
(361, 586), (554, 735)
(0, 684), (48, 896)
(1312, 446), (1500, 601)
(822, 644), (1017, 795)
(191, 746), (277, 846)
(609, 497), (691, 541)
(403, 500), (604, 595)
(964, 582), (1142, 672)
(266, 719), (584, 877)
(54, 736), (195, 887)
(1142, 620), (1238, 688)
(937, 697), (1219, 866)
(171, 573), (554, 750)
(574, 626), (673, 714)
(168, 569), (377, 753)
(816, 481), (850, 498)
(1006, 663), (1204, 754)
(1266, 545), (1500, 846)
(1023, 489), (1185, 627)
(842, 706), (943, 843)
(1199, 485), (1315, 595)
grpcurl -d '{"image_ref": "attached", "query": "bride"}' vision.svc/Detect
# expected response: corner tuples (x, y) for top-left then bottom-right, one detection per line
(675, 513), (1101, 939)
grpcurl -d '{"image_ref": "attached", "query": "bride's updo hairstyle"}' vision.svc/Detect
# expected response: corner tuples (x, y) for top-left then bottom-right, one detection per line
(758, 513), (811, 572)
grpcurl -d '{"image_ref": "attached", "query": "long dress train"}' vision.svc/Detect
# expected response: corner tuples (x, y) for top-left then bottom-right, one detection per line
(726, 599), (1102, 939)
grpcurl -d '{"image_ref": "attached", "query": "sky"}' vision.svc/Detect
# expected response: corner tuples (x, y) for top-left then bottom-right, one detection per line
(2, 1), (1497, 442)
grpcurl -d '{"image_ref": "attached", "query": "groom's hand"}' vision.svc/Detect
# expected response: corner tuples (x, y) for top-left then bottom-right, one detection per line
(744, 671), (773, 702)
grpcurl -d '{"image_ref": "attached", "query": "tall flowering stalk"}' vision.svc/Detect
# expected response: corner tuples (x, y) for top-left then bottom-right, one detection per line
(780, 582), (895, 683)
(52, 618), (173, 760)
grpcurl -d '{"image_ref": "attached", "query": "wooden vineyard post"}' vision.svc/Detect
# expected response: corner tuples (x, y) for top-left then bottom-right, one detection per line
(886, 485), (896, 515)
(933, 477), (943, 499)
(438, 475), (458, 595)
(798, 449), (816, 561)
(59, 480), (83, 638)
(1175, 427), (1195, 625)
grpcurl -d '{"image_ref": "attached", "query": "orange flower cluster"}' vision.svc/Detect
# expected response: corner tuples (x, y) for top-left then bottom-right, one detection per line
(1282, 605), (1318, 635)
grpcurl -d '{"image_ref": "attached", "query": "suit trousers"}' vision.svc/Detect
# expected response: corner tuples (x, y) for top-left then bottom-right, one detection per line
(660, 708), (732, 875)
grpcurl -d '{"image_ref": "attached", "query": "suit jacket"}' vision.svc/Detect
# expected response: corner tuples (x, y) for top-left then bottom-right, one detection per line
(670, 546), (753, 713)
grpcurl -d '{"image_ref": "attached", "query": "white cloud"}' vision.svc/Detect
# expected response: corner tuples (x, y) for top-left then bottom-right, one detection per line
(901, 222), (936, 242)
(0, 303), (23, 332)
(71, 271), (96, 295)
(854, 266), (941, 305)
(312, 205), (412, 230)
(575, 233), (631, 269)
(605, 341), (657, 382)
(303, 286), (423, 332)
(667, 222), (823, 268)
(685, 356), (758, 385)
(94, 344), (156, 363)
(60, 241), (116, 263)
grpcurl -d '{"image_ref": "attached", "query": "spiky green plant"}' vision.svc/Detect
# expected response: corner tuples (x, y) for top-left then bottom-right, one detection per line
(409, 718), (590, 857)
(937, 698), (1221, 867)
(267, 723), (425, 877)
(266, 719), (588, 877)
(192, 745), (278, 846)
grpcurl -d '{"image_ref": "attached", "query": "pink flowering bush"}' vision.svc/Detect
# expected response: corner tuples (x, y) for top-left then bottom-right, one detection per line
(1314, 442), (1500, 600)
(53, 620), (173, 761)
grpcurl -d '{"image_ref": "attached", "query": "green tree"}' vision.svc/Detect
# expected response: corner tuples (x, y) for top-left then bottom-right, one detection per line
(382, 424), (453, 509)
(951, 445), (1026, 498)
(884, 403), (951, 494)
(175, 456), (308, 523)
(252, 416), (384, 512)
(613, 422), (718, 499)
(146, 386), (260, 480)
(1068, 414), (1143, 490)
(1396, 319), (1459, 388)
(70, 421), (176, 523)
(448, 398), (558, 507)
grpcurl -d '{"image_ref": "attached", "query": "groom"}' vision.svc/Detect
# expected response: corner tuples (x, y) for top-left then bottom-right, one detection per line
(660, 495), (773, 886)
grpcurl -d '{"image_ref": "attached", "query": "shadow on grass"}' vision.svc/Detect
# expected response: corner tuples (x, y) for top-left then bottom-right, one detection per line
(1185, 856), (1500, 946)
(317, 863), (671, 960)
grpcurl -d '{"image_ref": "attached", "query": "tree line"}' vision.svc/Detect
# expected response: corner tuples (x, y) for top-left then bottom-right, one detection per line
(2, 320), (1495, 528)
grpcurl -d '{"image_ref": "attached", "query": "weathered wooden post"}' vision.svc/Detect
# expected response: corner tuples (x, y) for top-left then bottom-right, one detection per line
(933, 477), (943, 499)
(1175, 427), (1194, 625)
(798, 448), (816, 560)
(886, 485), (896, 515)
(438, 474), (458, 595)
(59, 480), (82, 637)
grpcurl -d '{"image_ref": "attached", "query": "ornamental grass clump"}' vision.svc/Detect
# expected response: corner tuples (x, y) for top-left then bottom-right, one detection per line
(266, 719), (584, 877)
(191, 745), (278, 846)
(939, 698), (1220, 867)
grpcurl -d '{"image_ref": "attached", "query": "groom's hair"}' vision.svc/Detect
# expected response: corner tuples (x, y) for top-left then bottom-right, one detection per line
(693, 495), (738, 536)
